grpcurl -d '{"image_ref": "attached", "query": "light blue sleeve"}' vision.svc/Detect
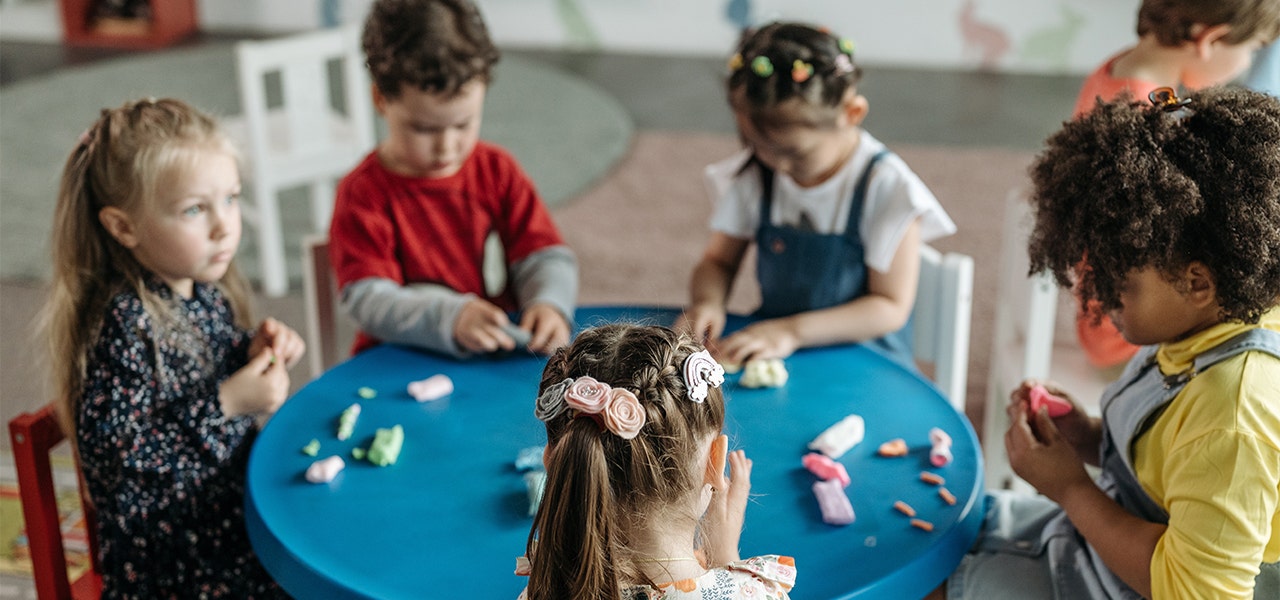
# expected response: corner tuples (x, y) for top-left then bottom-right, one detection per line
(339, 277), (471, 358)
(510, 245), (578, 325)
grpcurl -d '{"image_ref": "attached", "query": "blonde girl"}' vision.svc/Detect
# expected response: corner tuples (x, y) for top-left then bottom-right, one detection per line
(41, 97), (304, 598)
(520, 324), (795, 599)
(682, 22), (956, 368)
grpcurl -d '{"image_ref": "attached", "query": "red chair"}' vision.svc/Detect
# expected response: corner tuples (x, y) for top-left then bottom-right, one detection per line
(9, 403), (102, 599)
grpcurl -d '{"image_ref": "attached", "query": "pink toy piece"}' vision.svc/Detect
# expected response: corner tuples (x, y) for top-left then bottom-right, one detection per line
(408, 374), (454, 402)
(305, 455), (345, 483)
(802, 452), (851, 487)
(928, 427), (953, 467)
(813, 478), (856, 525)
(1029, 384), (1072, 417)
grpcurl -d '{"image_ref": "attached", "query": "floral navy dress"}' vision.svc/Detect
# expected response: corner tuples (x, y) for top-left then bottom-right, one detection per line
(77, 277), (288, 599)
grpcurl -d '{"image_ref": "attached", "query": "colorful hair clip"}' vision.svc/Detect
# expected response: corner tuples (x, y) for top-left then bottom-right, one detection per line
(792, 60), (814, 83)
(839, 38), (856, 55)
(728, 52), (744, 72)
(1148, 87), (1191, 112)
(751, 55), (775, 78)
(832, 54), (856, 75)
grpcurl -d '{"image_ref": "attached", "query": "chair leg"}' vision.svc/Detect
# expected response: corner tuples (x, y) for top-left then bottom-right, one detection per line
(10, 416), (72, 600)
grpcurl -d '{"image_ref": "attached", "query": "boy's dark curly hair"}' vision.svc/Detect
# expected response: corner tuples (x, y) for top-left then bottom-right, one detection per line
(1028, 86), (1280, 324)
(361, 0), (500, 98)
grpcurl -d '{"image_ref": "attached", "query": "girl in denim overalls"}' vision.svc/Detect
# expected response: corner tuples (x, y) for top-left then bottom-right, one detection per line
(937, 87), (1280, 600)
(682, 22), (955, 369)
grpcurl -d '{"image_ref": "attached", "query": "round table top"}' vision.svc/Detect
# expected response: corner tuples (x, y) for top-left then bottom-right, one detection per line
(246, 306), (983, 599)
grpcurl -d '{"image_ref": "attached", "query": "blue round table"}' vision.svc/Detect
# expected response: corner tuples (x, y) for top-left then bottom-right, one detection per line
(246, 306), (982, 599)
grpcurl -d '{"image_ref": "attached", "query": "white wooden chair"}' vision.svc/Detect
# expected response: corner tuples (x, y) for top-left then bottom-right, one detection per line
(912, 244), (975, 414)
(984, 189), (1110, 491)
(233, 25), (375, 297)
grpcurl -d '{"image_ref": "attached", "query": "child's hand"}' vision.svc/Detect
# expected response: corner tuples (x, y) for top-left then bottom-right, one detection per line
(677, 304), (727, 344)
(519, 303), (570, 355)
(219, 350), (290, 422)
(703, 435), (752, 567)
(1010, 379), (1101, 465)
(1005, 402), (1093, 503)
(454, 299), (517, 354)
(248, 318), (306, 369)
(717, 319), (800, 364)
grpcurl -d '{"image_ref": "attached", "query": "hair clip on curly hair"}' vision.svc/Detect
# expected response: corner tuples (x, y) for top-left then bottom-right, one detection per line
(1148, 87), (1192, 112)
(839, 38), (856, 55)
(791, 60), (814, 83)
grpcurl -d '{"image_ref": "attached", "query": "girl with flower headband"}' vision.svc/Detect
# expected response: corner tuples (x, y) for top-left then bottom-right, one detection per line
(519, 324), (795, 599)
(931, 87), (1280, 599)
(40, 97), (304, 596)
(681, 22), (955, 368)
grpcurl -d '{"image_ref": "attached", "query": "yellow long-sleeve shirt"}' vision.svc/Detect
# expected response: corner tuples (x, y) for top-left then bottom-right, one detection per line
(1136, 307), (1280, 599)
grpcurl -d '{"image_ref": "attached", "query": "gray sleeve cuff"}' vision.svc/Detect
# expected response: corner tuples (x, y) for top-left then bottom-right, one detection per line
(339, 278), (473, 358)
(510, 245), (578, 325)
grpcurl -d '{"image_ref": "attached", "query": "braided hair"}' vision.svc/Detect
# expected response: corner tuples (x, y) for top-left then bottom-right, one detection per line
(526, 324), (726, 600)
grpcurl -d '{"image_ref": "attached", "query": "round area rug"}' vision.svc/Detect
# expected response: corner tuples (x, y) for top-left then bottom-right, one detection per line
(0, 41), (633, 282)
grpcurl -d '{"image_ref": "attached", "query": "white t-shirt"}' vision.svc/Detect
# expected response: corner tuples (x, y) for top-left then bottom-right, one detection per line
(705, 130), (956, 273)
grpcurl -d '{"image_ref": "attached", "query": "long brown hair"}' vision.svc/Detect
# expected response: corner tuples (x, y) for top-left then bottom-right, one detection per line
(39, 97), (253, 438)
(526, 325), (727, 600)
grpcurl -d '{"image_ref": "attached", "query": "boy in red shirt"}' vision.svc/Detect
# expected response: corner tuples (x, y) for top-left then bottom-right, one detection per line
(331, 0), (577, 358)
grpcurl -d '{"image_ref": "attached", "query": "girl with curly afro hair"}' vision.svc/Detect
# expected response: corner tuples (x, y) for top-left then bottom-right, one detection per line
(932, 87), (1280, 600)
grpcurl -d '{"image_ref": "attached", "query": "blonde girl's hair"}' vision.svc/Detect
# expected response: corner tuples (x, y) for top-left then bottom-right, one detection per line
(39, 97), (253, 438)
(525, 324), (727, 600)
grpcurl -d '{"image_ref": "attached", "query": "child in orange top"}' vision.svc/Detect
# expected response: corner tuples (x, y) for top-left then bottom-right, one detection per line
(1071, 0), (1280, 368)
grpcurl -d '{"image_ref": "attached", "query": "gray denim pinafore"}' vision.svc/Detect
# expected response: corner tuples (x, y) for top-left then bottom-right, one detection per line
(752, 150), (914, 367)
(972, 328), (1280, 598)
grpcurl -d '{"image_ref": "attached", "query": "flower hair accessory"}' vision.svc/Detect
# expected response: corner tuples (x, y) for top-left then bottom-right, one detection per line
(535, 376), (647, 440)
(682, 350), (725, 403)
(838, 37), (856, 55)
(1148, 87), (1191, 113)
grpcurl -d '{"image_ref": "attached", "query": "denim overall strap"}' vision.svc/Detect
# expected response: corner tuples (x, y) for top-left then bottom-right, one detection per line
(752, 150), (913, 365)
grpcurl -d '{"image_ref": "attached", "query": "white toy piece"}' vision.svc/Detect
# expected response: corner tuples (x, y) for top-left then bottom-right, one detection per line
(808, 414), (865, 459)
(305, 455), (346, 483)
(929, 427), (953, 467)
(408, 374), (454, 402)
(739, 358), (788, 388)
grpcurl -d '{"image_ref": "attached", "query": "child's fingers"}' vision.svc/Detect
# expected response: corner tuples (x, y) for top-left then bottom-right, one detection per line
(249, 349), (277, 374)
(707, 434), (728, 489)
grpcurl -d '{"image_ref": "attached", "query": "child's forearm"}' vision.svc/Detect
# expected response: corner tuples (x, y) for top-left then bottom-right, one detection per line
(788, 293), (911, 348)
(689, 259), (735, 309)
(1058, 481), (1164, 598)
